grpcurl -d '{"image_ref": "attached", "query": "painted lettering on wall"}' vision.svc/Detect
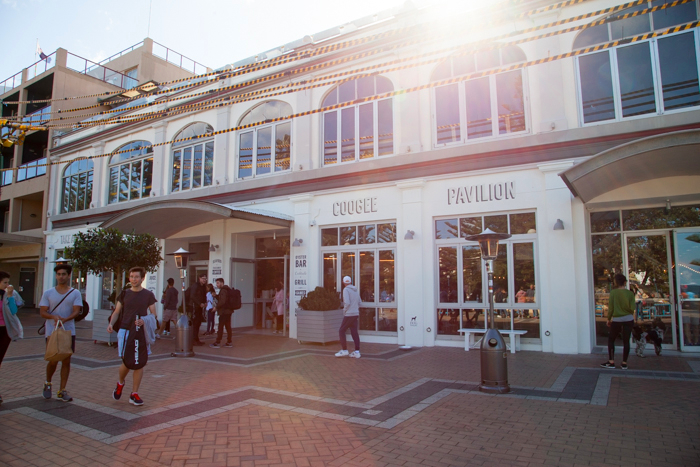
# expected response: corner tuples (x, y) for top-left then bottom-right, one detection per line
(333, 197), (377, 216)
(447, 181), (515, 205)
(60, 235), (74, 245)
(294, 254), (307, 286)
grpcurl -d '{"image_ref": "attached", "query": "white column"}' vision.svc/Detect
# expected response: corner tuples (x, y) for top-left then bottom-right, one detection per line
(215, 107), (231, 185)
(90, 141), (105, 208)
(289, 194), (314, 339)
(151, 121), (168, 197)
(397, 179), (427, 347)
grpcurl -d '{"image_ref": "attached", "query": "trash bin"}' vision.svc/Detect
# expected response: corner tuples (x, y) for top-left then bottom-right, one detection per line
(172, 314), (195, 357)
(479, 328), (509, 394)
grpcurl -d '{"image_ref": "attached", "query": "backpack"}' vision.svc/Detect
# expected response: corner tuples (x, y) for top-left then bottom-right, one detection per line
(75, 299), (90, 322)
(231, 287), (242, 310)
(122, 317), (148, 370)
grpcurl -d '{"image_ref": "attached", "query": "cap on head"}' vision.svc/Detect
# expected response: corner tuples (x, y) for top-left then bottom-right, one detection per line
(342, 276), (352, 285)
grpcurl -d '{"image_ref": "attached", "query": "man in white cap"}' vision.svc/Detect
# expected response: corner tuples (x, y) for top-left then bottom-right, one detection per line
(335, 276), (361, 358)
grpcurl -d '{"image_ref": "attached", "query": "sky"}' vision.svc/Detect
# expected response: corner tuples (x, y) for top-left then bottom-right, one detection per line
(0, 0), (435, 83)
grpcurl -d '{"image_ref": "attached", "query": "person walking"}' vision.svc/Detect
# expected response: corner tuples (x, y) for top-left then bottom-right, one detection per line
(601, 273), (635, 370)
(271, 281), (285, 334)
(210, 278), (234, 349)
(185, 273), (207, 346)
(0, 271), (22, 404)
(107, 267), (157, 406)
(204, 283), (217, 336)
(157, 278), (178, 338)
(335, 276), (361, 358)
(39, 264), (83, 402)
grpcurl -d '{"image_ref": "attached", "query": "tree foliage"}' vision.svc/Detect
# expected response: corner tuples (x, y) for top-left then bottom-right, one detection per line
(64, 228), (162, 295)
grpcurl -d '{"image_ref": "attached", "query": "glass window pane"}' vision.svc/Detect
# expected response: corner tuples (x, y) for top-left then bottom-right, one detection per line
(323, 253), (338, 293)
(77, 172), (86, 211)
(591, 234), (622, 345)
(142, 158), (152, 198)
(119, 164), (129, 202)
(617, 43), (656, 117)
(462, 308), (484, 330)
(513, 243), (536, 304)
(378, 308), (397, 332)
(501, 45), (526, 64)
(341, 251), (356, 285)
(462, 245), (482, 303)
(591, 211), (621, 232)
(192, 144), (203, 188)
(496, 71), (526, 134)
(610, 4), (651, 39)
(460, 217), (482, 238)
(357, 76), (374, 99)
(109, 167), (119, 203)
(341, 107), (355, 162)
(324, 112), (338, 165)
(323, 88), (337, 107)
(377, 99), (393, 156)
(359, 251), (375, 302)
(239, 132), (253, 178)
(493, 246), (509, 304)
(358, 225), (376, 244)
(376, 76), (393, 94)
(85, 171), (93, 211)
(359, 103), (374, 159)
(574, 24), (610, 49)
(453, 55), (476, 76)
(652, 0), (697, 29)
(69, 175), (78, 212)
(130, 160), (141, 200)
(510, 212), (536, 234)
(438, 308), (461, 335)
(340, 226), (357, 245)
(182, 147), (192, 190)
(436, 219), (458, 239)
(240, 101), (292, 126)
(171, 150), (181, 192)
(465, 78), (492, 139)
(377, 223), (397, 243)
(379, 250), (395, 303)
(322, 228), (338, 246)
(256, 127), (272, 176)
(204, 142), (214, 186)
(621, 206), (700, 230)
(657, 33), (700, 111)
(439, 246), (458, 303)
(360, 307), (376, 331)
(579, 52), (616, 123)
(338, 80), (355, 103)
(61, 178), (70, 213)
(274, 122), (291, 172)
(432, 60), (452, 81)
(484, 215), (507, 233)
(435, 84), (460, 144)
(476, 49), (499, 70)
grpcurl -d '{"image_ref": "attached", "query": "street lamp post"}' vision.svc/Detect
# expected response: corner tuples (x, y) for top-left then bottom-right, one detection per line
(464, 229), (512, 394)
(167, 248), (195, 357)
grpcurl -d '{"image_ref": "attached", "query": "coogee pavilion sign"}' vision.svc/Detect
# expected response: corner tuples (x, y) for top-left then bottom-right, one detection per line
(333, 197), (378, 216)
(447, 181), (515, 205)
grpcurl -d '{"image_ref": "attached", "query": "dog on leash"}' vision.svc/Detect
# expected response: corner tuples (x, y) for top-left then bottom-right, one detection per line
(632, 318), (666, 358)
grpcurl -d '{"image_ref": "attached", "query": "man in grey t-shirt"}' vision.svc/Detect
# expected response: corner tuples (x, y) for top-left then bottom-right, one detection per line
(39, 264), (83, 402)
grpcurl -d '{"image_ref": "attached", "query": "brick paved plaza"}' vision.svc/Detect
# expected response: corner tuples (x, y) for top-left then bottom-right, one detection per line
(1, 310), (698, 467)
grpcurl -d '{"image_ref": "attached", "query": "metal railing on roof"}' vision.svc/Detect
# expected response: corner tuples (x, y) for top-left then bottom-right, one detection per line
(0, 69), (23, 95)
(97, 41), (145, 67)
(66, 52), (137, 89)
(152, 41), (208, 75)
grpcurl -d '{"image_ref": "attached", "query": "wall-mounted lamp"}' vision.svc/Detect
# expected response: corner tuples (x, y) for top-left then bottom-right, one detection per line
(292, 238), (303, 247)
(665, 199), (671, 214)
(404, 230), (415, 240)
(208, 244), (219, 252)
(48, 245), (54, 249)
(553, 219), (565, 231)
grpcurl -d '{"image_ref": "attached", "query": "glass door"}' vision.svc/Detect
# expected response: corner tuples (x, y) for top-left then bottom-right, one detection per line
(624, 232), (676, 348)
(674, 230), (700, 352)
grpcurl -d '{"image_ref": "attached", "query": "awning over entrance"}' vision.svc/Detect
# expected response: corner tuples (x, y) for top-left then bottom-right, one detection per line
(560, 129), (700, 204)
(100, 200), (293, 237)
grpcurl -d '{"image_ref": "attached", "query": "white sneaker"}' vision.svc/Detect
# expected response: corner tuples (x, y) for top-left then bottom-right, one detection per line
(349, 351), (361, 359)
(335, 350), (349, 357)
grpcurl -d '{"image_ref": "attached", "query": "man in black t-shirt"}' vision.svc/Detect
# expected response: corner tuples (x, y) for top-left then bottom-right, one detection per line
(185, 273), (207, 346)
(107, 267), (157, 406)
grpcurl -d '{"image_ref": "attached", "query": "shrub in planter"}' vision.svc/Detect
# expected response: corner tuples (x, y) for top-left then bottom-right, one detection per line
(296, 287), (343, 344)
(298, 287), (341, 311)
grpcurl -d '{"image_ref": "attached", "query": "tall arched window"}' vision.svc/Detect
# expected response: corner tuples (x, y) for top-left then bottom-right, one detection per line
(171, 122), (214, 192)
(322, 76), (394, 166)
(574, 1), (699, 124)
(431, 45), (527, 146)
(108, 141), (153, 204)
(61, 158), (93, 213)
(238, 101), (292, 179)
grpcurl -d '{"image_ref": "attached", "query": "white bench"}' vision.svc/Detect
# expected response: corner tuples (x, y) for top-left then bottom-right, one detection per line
(458, 329), (527, 353)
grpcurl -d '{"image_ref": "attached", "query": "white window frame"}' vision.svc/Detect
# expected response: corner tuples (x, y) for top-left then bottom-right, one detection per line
(236, 121), (292, 180)
(170, 139), (214, 192)
(61, 160), (93, 213)
(107, 147), (153, 204)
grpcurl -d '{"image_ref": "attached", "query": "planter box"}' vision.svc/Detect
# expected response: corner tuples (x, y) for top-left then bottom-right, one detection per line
(92, 308), (118, 346)
(296, 308), (344, 344)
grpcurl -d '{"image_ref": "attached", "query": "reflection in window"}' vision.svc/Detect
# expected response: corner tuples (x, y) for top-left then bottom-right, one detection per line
(379, 250), (395, 303)
(436, 219), (459, 239)
(171, 123), (214, 192)
(591, 234), (622, 345)
(462, 246), (482, 302)
(238, 102), (292, 179)
(617, 43), (656, 117)
(342, 252), (356, 285)
(579, 52), (615, 123)
(439, 247), (458, 303)
(484, 215), (508, 233)
(657, 33), (700, 111)
(360, 251), (375, 302)
(358, 225), (376, 244)
(340, 226), (357, 245)
(323, 253), (338, 293)
(108, 141), (153, 204)
(322, 228), (338, 246)
(61, 159), (93, 213)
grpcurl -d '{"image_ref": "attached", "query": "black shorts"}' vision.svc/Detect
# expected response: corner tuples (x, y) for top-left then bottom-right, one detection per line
(45, 335), (76, 353)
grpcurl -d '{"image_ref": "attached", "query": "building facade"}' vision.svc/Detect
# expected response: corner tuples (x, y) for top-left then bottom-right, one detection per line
(42, 0), (700, 353)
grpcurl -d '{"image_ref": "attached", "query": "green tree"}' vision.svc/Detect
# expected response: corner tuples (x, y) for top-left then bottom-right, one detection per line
(64, 228), (162, 299)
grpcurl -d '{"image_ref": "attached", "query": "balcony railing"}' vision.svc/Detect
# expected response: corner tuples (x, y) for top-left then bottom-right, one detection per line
(16, 158), (47, 182)
(1, 169), (12, 186)
(97, 41), (145, 68)
(22, 105), (52, 125)
(66, 52), (137, 89)
(152, 41), (208, 75)
(26, 52), (57, 81)
(0, 69), (23, 95)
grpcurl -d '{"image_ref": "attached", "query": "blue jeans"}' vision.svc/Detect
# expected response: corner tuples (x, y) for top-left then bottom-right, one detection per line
(206, 310), (216, 333)
(338, 316), (360, 351)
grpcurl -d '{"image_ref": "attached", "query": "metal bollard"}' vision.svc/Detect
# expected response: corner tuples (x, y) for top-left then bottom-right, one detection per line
(171, 314), (195, 357)
(479, 328), (510, 394)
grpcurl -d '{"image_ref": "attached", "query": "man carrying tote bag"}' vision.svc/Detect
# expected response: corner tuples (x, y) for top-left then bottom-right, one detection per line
(39, 264), (83, 402)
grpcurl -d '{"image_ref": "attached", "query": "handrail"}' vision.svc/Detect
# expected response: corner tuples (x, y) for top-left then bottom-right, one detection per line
(16, 158), (47, 182)
(97, 41), (145, 67)
(152, 41), (208, 75)
(0, 69), (23, 95)
(66, 52), (137, 89)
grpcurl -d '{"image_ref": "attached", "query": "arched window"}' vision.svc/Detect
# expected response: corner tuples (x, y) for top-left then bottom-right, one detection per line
(322, 76), (394, 166)
(238, 101), (292, 179)
(171, 122), (214, 192)
(61, 158), (93, 213)
(431, 45), (526, 146)
(108, 141), (153, 204)
(575, 1), (700, 124)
